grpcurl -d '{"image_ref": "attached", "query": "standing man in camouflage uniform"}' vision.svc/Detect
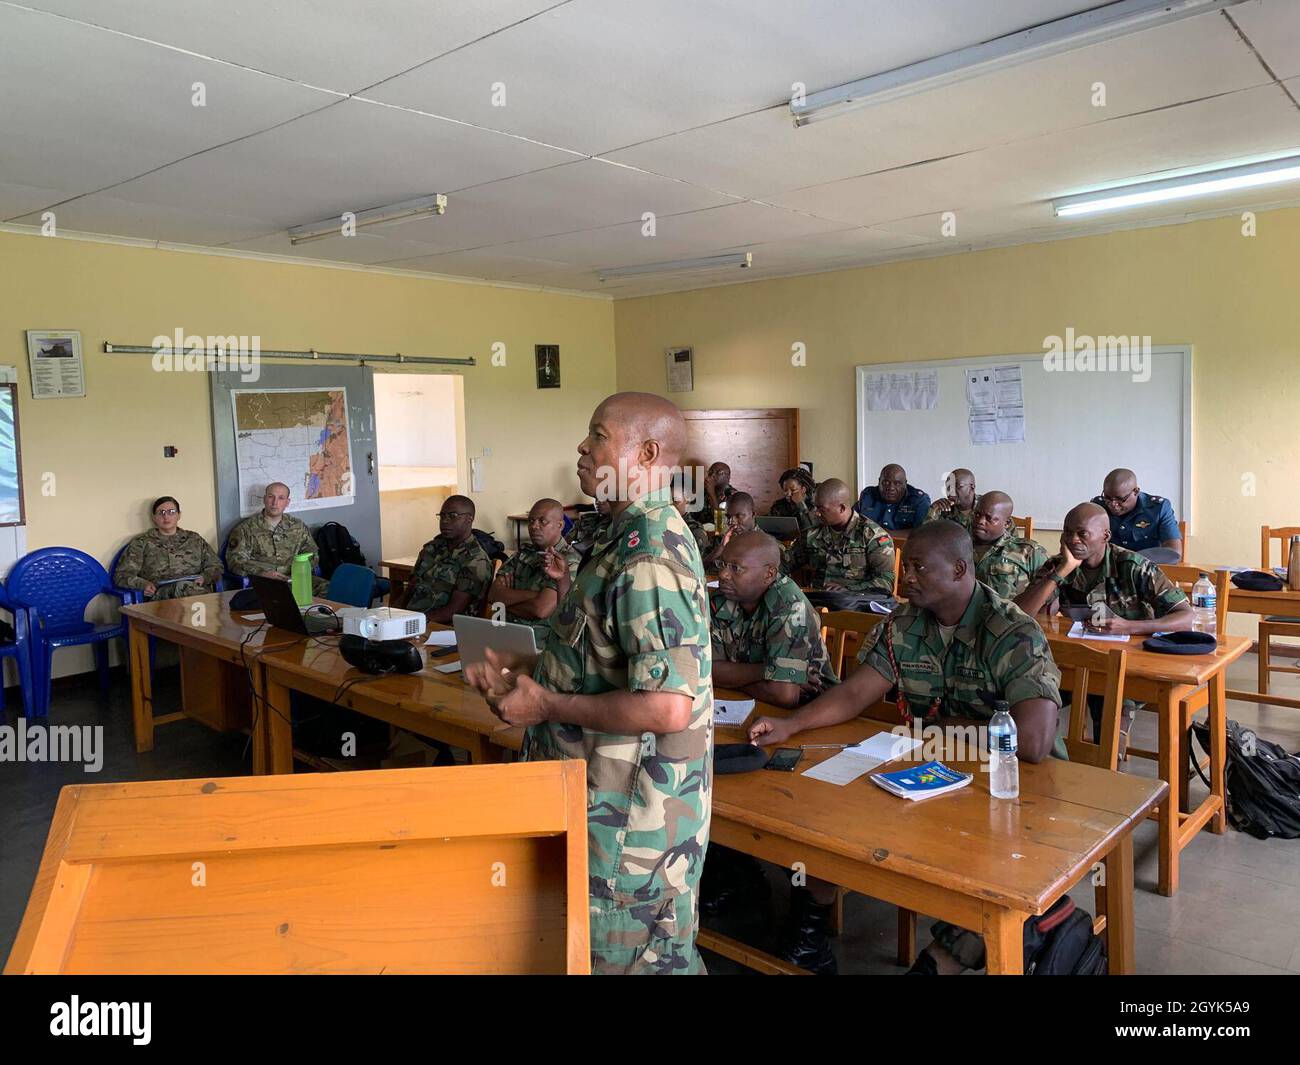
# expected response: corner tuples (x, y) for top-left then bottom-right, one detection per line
(1016, 501), (1191, 744)
(782, 478), (895, 594)
(924, 468), (978, 531)
(752, 521), (1063, 974)
(464, 392), (713, 975)
(485, 498), (579, 636)
(226, 482), (328, 595)
(971, 490), (1048, 598)
(712, 530), (837, 708)
(395, 494), (494, 624)
(115, 495), (223, 600)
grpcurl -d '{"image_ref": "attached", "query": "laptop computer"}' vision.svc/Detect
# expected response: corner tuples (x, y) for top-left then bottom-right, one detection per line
(250, 575), (336, 635)
(452, 614), (540, 666)
(756, 515), (800, 537)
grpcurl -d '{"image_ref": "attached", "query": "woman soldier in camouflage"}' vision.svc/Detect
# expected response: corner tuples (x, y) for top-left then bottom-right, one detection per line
(114, 496), (223, 600)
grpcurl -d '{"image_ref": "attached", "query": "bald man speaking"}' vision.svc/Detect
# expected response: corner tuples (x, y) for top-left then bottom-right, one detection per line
(464, 392), (713, 975)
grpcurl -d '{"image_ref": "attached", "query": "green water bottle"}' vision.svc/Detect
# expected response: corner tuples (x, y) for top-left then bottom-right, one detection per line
(291, 552), (313, 607)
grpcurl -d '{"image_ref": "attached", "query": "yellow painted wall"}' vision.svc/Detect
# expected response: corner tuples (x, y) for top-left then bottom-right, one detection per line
(2, 229), (615, 676)
(615, 208), (1300, 589)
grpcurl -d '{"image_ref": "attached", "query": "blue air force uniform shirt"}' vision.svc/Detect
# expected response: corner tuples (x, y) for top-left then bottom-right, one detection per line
(855, 484), (931, 530)
(1090, 490), (1179, 551)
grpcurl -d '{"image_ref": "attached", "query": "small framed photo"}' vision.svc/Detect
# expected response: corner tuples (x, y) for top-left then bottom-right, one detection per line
(26, 329), (85, 399)
(535, 344), (560, 389)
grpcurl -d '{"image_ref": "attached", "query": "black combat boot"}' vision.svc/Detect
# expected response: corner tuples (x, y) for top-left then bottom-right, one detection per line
(700, 848), (770, 917)
(779, 887), (838, 975)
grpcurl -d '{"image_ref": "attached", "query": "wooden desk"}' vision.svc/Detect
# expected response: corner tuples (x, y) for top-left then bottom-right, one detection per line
(380, 556), (418, 606)
(704, 708), (1165, 975)
(1214, 577), (1300, 711)
(255, 633), (524, 775)
(121, 592), (287, 770)
(1039, 615), (1249, 896)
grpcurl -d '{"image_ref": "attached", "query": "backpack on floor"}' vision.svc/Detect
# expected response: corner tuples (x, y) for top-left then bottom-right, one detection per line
(315, 521), (366, 579)
(1192, 720), (1300, 840)
(1023, 896), (1107, 975)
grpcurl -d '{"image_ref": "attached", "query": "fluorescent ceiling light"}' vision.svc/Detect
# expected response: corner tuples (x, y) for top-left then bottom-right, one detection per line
(288, 193), (447, 245)
(598, 252), (752, 282)
(791, 0), (1242, 127)
(1053, 155), (1300, 217)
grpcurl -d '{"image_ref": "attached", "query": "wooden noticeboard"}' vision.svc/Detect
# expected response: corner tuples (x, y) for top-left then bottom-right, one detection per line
(682, 408), (800, 513)
(6, 761), (590, 975)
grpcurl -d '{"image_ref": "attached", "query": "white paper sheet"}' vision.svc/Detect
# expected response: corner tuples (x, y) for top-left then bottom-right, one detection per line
(801, 733), (922, 786)
(433, 660), (463, 673)
(425, 630), (457, 647)
(1067, 621), (1130, 642)
(714, 699), (755, 726)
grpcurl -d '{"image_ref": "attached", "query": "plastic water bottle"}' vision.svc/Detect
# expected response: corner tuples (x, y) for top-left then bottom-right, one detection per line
(1191, 572), (1217, 640)
(291, 552), (313, 608)
(988, 701), (1019, 800)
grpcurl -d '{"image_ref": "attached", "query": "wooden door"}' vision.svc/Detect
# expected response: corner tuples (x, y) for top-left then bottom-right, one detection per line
(681, 409), (800, 513)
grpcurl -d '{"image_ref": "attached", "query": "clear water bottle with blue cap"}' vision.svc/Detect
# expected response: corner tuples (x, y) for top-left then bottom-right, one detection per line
(1191, 572), (1216, 640)
(988, 698), (1019, 800)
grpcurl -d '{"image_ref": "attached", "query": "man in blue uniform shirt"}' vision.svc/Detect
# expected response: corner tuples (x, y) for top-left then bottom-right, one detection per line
(1092, 468), (1181, 557)
(855, 463), (930, 530)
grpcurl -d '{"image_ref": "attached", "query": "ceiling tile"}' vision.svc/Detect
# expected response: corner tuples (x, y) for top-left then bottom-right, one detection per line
(1229, 0), (1300, 80)
(8, 195), (272, 245)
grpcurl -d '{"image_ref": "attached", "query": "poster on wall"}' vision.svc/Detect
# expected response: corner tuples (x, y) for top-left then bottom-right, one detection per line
(26, 330), (85, 398)
(231, 387), (355, 516)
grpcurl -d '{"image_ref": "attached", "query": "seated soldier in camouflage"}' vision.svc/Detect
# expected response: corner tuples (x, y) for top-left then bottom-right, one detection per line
(114, 496), (223, 600)
(569, 499), (611, 550)
(924, 468), (978, 532)
(971, 490), (1048, 598)
(226, 481), (328, 595)
(672, 483), (711, 554)
(711, 530), (838, 708)
(769, 467), (820, 532)
(781, 478), (894, 594)
(703, 491), (758, 569)
(395, 494), (495, 624)
(752, 522), (1063, 975)
(486, 498), (580, 636)
(1016, 501), (1191, 746)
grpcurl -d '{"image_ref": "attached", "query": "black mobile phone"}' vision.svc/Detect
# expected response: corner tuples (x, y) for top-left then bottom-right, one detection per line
(764, 747), (803, 772)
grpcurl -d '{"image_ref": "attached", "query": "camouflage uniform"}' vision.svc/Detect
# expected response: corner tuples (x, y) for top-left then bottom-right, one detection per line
(114, 528), (222, 600)
(226, 512), (329, 595)
(570, 510), (611, 547)
(923, 500), (977, 533)
(858, 581), (1064, 969)
(974, 529), (1050, 599)
(1031, 544), (1188, 619)
(769, 497), (820, 533)
(683, 511), (711, 554)
(782, 512), (895, 594)
(493, 540), (581, 635)
(709, 574), (839, 694)
(405, 534), (494, 615)
(525, 485), (713, 975)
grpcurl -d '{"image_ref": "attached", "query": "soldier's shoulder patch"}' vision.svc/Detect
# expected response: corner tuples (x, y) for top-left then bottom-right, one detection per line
(1150, 495), (1167, 504)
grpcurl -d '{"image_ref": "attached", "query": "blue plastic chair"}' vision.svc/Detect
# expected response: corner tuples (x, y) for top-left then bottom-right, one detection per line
(0, 581), (36, 718)
(8, 547), (130, 717)
(219, 536), (251, 590)
(326, 563), (376, 609)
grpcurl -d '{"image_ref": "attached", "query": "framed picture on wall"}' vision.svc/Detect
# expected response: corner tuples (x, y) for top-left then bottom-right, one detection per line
(535, 344), (560, 389)
(26, 329), (85, 399)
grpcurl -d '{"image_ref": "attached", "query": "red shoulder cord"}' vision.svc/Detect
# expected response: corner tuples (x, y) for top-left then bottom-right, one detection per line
(881, 617), (942, 725)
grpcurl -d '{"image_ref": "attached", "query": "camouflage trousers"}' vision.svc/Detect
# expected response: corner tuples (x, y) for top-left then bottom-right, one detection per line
(591, 891), (707, 975)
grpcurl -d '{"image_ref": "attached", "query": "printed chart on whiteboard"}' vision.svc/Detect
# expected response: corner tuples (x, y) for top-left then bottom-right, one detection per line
(966, 365), (1025, 446)
(863, 370), (939, 412)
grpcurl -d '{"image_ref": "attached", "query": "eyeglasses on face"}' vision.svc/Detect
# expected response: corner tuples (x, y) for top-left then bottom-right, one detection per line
(439, 511), (471, 520)
(154, 509), (179, 517)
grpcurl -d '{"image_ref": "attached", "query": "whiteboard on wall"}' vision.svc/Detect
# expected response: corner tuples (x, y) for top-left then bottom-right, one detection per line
(855, 346), (1191, 530)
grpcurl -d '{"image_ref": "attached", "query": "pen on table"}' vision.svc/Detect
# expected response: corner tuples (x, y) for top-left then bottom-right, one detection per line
(799, 741), (862, 750)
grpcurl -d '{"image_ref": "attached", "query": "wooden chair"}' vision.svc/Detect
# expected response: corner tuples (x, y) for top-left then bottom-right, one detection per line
(819, 608), (886, 681)
(896, 645), (1128, 965)
(891, 548), (902, 596)
(1177, 520), (1188, 561)
(1012, 515), (1034, 541)
(1258, 525), (1300, 695)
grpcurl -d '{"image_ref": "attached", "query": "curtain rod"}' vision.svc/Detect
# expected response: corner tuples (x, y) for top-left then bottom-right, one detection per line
(103, 343), (475, 367)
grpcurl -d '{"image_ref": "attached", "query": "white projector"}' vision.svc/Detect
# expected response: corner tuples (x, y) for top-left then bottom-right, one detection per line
(337, 606), (426, 642)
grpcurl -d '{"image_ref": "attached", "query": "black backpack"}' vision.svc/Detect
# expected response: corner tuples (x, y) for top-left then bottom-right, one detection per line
(1022, 896), (1107, 975)
(1192, 720), (1300, 840)
(472, 528), (508, 563)
(314, 521), (366, 579)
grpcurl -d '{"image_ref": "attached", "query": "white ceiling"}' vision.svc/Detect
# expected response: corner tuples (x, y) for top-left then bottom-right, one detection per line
(3, 0), (1300, 298)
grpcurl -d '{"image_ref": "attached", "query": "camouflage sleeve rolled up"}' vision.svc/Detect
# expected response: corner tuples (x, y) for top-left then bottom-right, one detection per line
(763, 598), (817, 685)
(612, 555), (706, 698)
(113, 535), (150, 590)
(1141, 560), (1190, 615)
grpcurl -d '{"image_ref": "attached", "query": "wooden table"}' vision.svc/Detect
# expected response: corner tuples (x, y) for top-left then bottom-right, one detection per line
(1039, 615), (1249, 896)
(255, 630), (523, 775)
(121, 592), (288, 771)
(1217, 578), (1300, 711)
(704, 708), (1165, 975)
(380, 556), (418, 606)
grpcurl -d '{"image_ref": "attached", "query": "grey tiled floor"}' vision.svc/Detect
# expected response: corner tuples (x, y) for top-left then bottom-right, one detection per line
(2, 657), (1298, 973)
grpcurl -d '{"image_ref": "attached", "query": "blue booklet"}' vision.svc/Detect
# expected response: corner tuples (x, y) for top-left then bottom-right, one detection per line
(871, 760), (972, 801)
